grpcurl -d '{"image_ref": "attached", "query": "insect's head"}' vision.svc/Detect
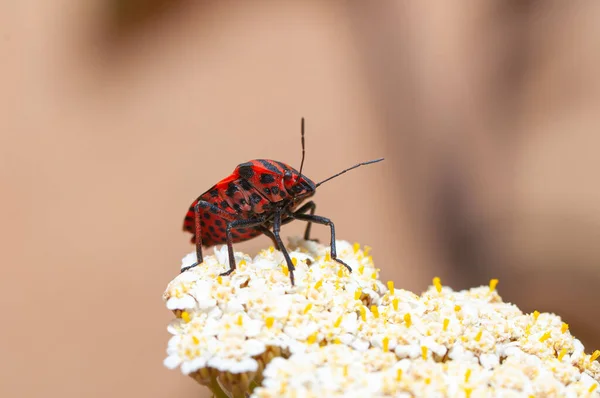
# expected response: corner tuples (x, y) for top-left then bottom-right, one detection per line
(284, 168), (316, 200)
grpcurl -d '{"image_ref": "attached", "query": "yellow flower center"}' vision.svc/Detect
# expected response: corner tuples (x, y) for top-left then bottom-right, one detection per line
(265, 316), (275, 329)
(354, 288), (362, 301)
(464, 369), (472, 383)
(539, 331), (551, 343)
(433, 277), (442, 293)
(443, 318), (450, 332)
(387, 280), (395, 293)
(371, 305), (380, 319)
(181, 311), (191, 323)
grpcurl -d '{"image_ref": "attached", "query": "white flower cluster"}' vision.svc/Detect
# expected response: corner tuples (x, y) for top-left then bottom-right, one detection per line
(163, 238), (600, 397)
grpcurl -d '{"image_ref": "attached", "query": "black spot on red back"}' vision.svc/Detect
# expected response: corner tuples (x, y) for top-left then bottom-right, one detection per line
(250, 193), (262, 205)
(275, 161), (291, 173)
(240, 179), (253, 191)
(237, 163), (254, 179)
(226, 182), (238, 198)
(258, 159), (282, 174)
(260, 173), (275, 184)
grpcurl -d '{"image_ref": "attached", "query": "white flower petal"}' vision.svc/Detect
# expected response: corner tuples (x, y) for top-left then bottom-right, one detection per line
(181, 358), (207, 375)
(163, 355), (182, 369)
(166, 295), (196, 310)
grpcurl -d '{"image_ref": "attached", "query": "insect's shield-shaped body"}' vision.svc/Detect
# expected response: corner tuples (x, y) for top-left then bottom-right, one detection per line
(182, 159), (315, 247)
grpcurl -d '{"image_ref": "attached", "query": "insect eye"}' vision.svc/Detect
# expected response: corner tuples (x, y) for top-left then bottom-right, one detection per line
(284, 170), (293, 180)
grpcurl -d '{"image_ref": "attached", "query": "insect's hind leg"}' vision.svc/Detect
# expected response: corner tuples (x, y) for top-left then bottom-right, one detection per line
(272, 209), (297, 285)
(181, 201), (207, 273)
(221, 217), (267, 277)
(290, 213), (352, 273)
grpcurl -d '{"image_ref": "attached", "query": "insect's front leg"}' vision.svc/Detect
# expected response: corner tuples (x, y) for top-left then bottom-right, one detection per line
(221, 217), (267, 276)
(294, 201), (318, 241)
(282, 201), (319, 242)
(272, 209), (297, 285)
(290, 213), (352, 273)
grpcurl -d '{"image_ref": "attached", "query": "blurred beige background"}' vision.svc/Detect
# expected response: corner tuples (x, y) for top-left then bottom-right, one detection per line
(2, 1), (600, 397)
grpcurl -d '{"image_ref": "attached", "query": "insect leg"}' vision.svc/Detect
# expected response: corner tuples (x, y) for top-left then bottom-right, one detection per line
(290, 201), (317, 240)
(182, 201), (208, 272)
(258, 226), (279, 248)
(182, 200), (232, 273)
(290, 213), (352, 273)
(221, 217), (267, 276)
(272, 209), (296, 285)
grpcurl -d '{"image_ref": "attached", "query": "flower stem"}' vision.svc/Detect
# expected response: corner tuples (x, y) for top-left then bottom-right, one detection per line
(209, 375), (230, 398)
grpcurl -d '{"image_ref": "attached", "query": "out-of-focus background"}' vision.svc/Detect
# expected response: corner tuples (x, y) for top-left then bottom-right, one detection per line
(2, 1), (600, 397)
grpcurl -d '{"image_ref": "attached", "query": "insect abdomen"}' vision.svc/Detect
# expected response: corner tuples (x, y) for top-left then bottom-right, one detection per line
(182, 177), (270, 246)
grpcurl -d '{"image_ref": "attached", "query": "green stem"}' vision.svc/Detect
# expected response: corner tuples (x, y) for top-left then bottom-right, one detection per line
(209, 375), (230, 398)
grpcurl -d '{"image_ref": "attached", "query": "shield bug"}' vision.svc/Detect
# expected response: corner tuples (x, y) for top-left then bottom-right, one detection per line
(182, 118), (383, 285)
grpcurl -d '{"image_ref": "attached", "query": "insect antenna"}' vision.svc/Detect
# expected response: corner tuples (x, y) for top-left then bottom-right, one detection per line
(315, 158), (384, 188)
(294, 117), (306, 185)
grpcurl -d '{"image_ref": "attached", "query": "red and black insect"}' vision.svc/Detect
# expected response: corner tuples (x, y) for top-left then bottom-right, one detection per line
(182, 118), (383, 285)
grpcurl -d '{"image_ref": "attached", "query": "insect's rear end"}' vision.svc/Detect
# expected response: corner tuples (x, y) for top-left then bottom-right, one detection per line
(182, 198), (265, 247)
(182, 118), (383, 285)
